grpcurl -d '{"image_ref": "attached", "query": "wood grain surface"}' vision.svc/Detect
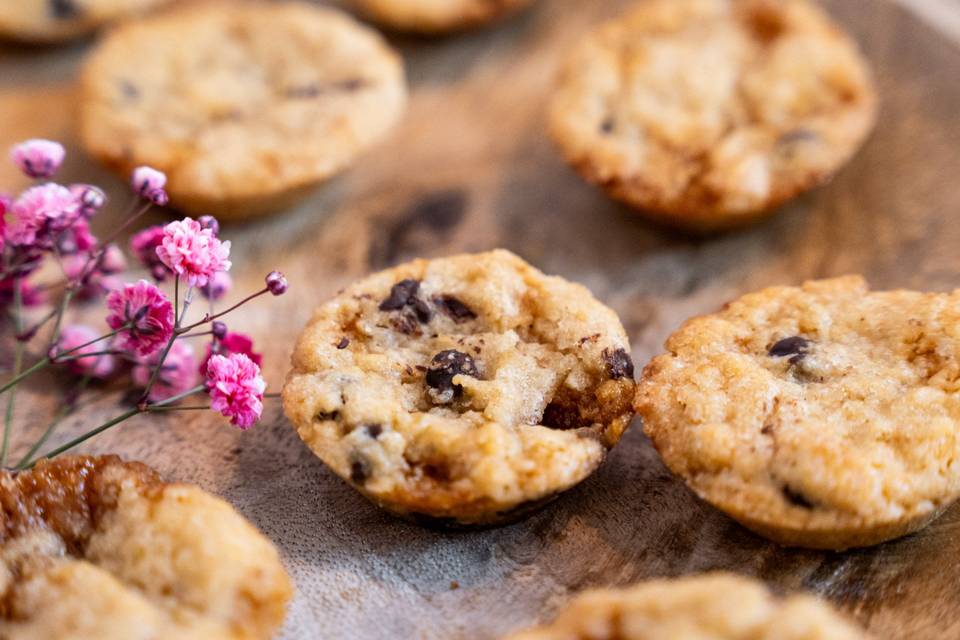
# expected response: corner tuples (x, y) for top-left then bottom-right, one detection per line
(2, 1), (960, 638)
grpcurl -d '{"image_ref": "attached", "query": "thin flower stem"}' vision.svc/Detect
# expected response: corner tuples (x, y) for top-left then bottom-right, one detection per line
(54, 349), (120, 362)
(177, 330), (214, 339)
(264, 392), (281, 398)
(0, 357), (50, 396)
(178, 288), (268, 333)
(15, 377), (90, 469)
(48, 287), (75, 349)
(98, 200), (153, 247)
(147, 405), (209, 412)
(16, 305), (59, 341)
(32, 384), (206, 465)
(1, 282), (24, 467)
(173, 277), (179, 327)
(140, 279), (189, 401)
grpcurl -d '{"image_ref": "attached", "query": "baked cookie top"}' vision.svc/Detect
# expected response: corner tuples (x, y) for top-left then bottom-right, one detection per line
(283, 250), (636, 524)
(351, 0), (534, 34)
(79, 1), (406, 218)
(0, 0), (170, 43)
(637, 276), (960, 549)
(0, 456), (292, 640)
(549, 0), (876, 229)
(504, 573), (867, 639)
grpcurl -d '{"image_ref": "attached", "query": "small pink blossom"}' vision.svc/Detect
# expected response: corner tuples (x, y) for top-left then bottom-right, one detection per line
(200, 331), (262, 377)
(55, 217), (96, 255)
(11, 139), (65, 179)
(54, 324), (116, 380)
(70, 184), (106, 218)
(105, 279), (174, 357)
(130, 225), (171, 281)
(156, 218), (231, 287)
(205, 353), (265, 429)
(132, 340), (198, 401)
(6, 183), (80, 247)
(131, 166), (167, 203)
(199, 270), (232, 301)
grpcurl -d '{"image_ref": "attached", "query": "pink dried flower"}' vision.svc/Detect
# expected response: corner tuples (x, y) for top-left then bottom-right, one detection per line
(0, 195), (7, 253)
(55, 217), (97, 255)
(11, 139), (65, 179)
(156, 217), (231, 287)
(132, 340), (198, 401)
(200, 331), (263, 377)
(54, 324), (116, 380)
(6, 183), (80, 247)
(265, 271), (287, 296)
(199, 270), (232, 301)
(131, 166), (167, 197)
(198, 215), (219, 235)
(70, 184), (106, 218)
(205, 353), (265, 429)
(130, 225), (170, 281)
(105, 279), (174, 357)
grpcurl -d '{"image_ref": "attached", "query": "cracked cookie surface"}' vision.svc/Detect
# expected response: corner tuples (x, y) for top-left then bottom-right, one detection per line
(0, 0), (171, 43)
(351, 0), (535, 34)
(79, 1), (407, 220)
(504, 573), (867, 639)
(0, 456), (292, 640)
(549, 0), (876, 230)
(637, 276), (960, 549)
(283, 250), (636, 526)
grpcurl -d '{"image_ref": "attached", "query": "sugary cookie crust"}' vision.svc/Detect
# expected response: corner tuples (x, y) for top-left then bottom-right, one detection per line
(351, 0), (534, 34)
(549, 0), (877, 230)
(283, 250), (636, 526)
(504, 573), (867, 640)
(0, 0), (171, 43)
(79, 1), (407, 220)
(637, 276), (960, 550)
(0, 456), (292, 640)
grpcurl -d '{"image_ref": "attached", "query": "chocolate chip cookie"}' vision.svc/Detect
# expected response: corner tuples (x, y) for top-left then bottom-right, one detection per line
(549, 0), (877, 231)
(504, 573), (867, 639)
(0, 0), (171, 43)
(351, 0), (535, 34)
(637, 276), (960, 550)
(79, 1), (407, 220)
(283, 250), (636, 526)
(0, 456), (292, 639)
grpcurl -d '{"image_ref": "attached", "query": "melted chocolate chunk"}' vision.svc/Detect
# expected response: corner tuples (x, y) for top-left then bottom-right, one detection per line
(602, 348), (635, 380)
(350, 456), (372, 484)
(379, 279), (433, 327)
(336, 337), (350, 349)
(380, 279), (421, 311)
(49, 0), (80, 19)
(782, 485), (814, 509)
(410, 297), (433, 323)
(425, 350), (478, 398)
(365, 424), (383, 439)
(316, 410), (340, 421)
(600, 117), (615, 134)
(434, 296), (477, 322)
(542, 401), (583, 430)
(768, 336), (812, 361)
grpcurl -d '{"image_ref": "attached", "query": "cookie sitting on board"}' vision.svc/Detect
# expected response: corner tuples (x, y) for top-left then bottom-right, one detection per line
(283, 250), (637, 527)
(549, 0), (877, 231)
(351, 0), (535, 34)
(0, 455), (292, 639)
(503, 573), (867, 639)
(637, 276), (960, 550)
(79, 1), (407, 220)
(0, 0), (172, 43)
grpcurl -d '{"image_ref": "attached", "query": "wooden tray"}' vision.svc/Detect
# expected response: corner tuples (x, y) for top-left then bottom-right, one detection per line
(2, 1), (960, 637)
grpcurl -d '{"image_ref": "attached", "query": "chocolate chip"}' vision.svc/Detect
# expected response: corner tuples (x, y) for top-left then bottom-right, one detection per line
(410, 297), (433, 323)
(118, 79), (140, 100)
(316, 410), (340, 421)
(426, 350), (478, 399)
(336, 337), (350, 349)
(600, 117), (615, 134)
(782, 485), (814, 509)
(542, 401), (583, 430)
(778, 128), (818, 145)
(380, 279), (421, 311)
(350, 457), (371, 484)
(284, 84), (321, 99)
(768, 336), (812, 359)
(433, 296), (477, 322)
(49, 0), (79, 19)
(365, 424), (383, 439)
(602, 348), (635, 380)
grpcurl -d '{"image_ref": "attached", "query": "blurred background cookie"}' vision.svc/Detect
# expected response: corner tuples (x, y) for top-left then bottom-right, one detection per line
(549, 0), (877, 231)
(351, 0), (535, 34)
(0, 0), (172, 43)
(79, 0), (407, 220)
(504, 573), (867, 639)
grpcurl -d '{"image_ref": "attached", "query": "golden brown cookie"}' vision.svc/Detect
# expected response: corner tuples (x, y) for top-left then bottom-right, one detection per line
(79, 1), (407, 220)
(637, 276), (960, 550)
(503, 573), (868, 640)
(351, 0), (535, 34)
(0, 0), (171, 43)
(0, 455), (292, 639)
(549, 0), (877, 230)
(283, 250), (636, 527)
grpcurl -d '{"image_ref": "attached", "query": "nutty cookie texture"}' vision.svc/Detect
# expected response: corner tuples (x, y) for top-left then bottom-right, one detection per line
(503, 573), (867, 640)
(0, 0), (171, 43)
(0, 456), (292, 640)
(549, 0), (877, 231)
(351, 0), (535, 34)
(283, 250), (636, 526)
(79, 1), (407, 220)
(637, 276), (960, 550)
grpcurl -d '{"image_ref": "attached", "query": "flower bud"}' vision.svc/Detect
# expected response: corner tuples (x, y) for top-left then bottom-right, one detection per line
(11, 139), (65, 179)
(265, 271), (288, 296)
(212, 321), (228, 340)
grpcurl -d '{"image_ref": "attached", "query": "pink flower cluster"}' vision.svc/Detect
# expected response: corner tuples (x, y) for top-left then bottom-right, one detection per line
(105, 280), (174, 357)
(205, 353), (266, 429)
(156, 218), (232, 288)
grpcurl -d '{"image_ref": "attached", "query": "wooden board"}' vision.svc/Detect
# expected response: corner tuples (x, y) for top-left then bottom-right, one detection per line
(2, 1), (960, 637)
